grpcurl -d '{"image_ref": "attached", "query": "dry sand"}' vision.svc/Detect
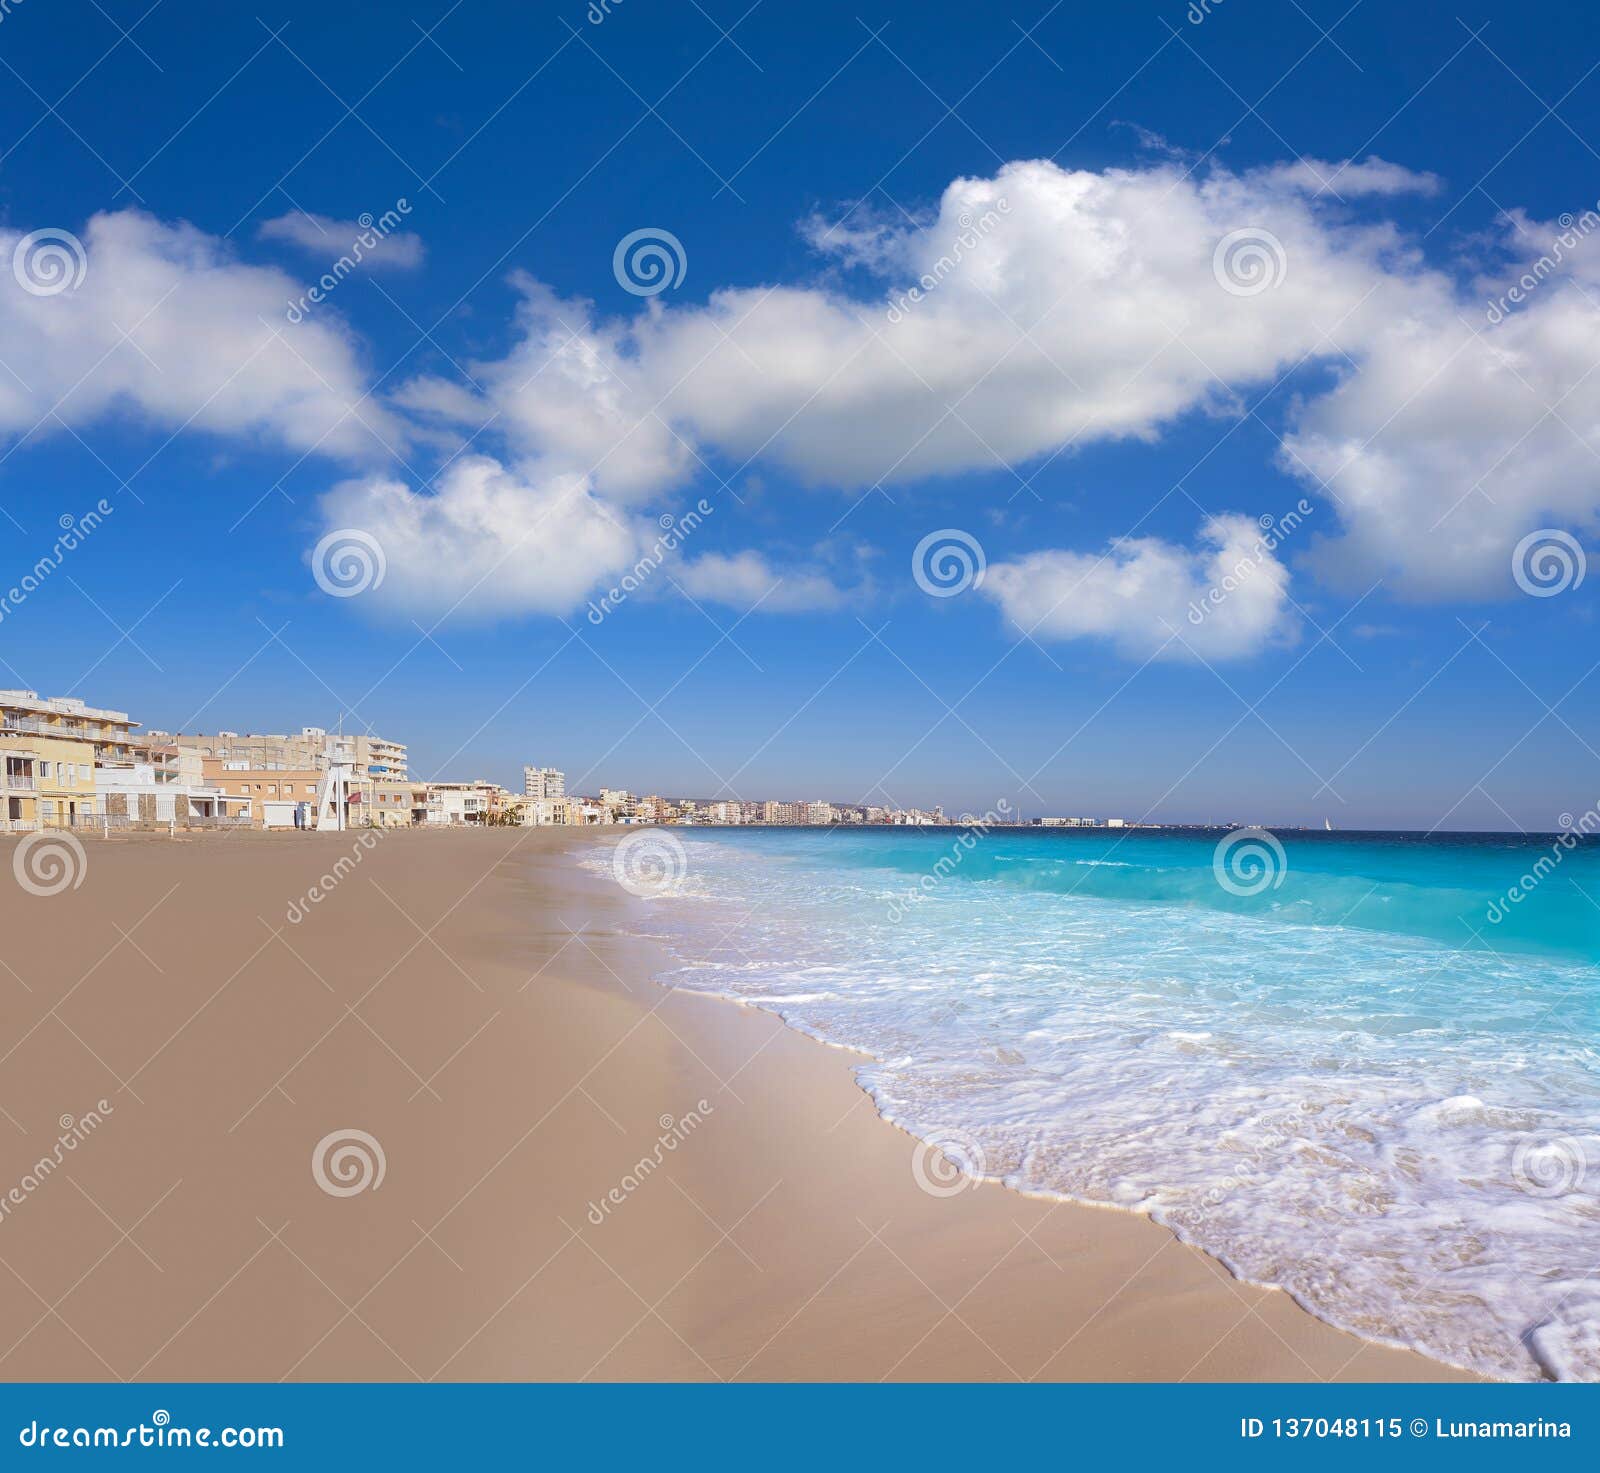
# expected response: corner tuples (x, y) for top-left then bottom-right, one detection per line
(0, 827), (1473, 1381)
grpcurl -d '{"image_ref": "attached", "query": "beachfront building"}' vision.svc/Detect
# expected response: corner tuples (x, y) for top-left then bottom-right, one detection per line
(96, 761), (250, 826)
(201, 757), (328, 828)
(354, 777), (428, 828)
(599, 788), (636, 821)
(523, 765), (565, 800)
(0, 690), (138, 830)
(424, 780), (507, 825)
(150, 726), (409, 780)
(518, 794), (580, 825)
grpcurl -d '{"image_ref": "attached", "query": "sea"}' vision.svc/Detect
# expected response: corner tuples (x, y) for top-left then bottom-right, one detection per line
(586, 824), (1600, 1382)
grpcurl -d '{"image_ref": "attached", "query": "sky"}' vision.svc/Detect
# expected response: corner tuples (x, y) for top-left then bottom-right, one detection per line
(1, 0), (1598, 829)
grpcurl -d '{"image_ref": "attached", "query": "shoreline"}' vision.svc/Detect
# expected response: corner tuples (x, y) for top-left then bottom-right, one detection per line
(0, 826), (1475, 1381)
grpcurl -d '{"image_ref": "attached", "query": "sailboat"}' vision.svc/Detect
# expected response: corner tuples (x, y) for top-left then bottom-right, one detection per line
(1324, 818), (1333, 831)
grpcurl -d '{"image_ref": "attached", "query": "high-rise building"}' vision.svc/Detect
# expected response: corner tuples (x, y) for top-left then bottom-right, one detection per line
(523, 765), (565, 800)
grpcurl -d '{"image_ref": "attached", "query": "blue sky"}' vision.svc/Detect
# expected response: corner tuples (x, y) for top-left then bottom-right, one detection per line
(1, 0), (1598, 827)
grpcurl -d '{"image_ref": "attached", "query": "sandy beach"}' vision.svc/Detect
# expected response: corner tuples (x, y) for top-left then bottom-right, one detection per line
(0, 827), (1472, 1382)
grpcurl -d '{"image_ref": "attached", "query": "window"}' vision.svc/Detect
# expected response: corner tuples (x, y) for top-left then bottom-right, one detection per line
(78, 764), (90, 783)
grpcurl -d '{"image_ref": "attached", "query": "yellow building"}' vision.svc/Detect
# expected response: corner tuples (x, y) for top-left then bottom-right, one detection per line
(1, 690), (137, 830)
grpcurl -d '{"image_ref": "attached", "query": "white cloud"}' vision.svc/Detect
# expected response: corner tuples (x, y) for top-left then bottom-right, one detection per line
(316, 455), (643, 620)
(393, 277), (690, 502)
(1282, 209), (1600, 597)
(0, 210), (404, 459)
(981, 516), (1298, 661)
(258, 211), (424, 269)
(674, 550), (850, 612)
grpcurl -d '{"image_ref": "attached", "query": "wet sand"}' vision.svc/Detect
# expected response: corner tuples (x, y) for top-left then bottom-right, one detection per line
(0, 827), (1472, 1381)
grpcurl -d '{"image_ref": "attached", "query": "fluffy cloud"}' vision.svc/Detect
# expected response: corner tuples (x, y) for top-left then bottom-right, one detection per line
(0, 211), (405, 459)
(1285, 210), (1600, 597)
(317, 455), (642, 620)
(981, 516), (1298, 661)
(258, 211), (425, 270)
(393, 278), (690, 501)
(443, 158), (1434, 498)
(674, 550), (851, 612)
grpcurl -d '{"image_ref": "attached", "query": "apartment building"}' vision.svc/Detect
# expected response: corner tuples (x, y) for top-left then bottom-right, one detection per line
(424, 780), (507, 825)
(0, 690), (138, 829)
(522, 766), (565, 800)
(150, 726), (409, 780)
(354, 778), (429, 828)
(202, 756), (327, 828)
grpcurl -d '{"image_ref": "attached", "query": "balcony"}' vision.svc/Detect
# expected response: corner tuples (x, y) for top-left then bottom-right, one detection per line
(4, 774), (37, 790)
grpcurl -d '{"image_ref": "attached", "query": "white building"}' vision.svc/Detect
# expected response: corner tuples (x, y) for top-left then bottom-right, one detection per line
(523, 765), (565, 800)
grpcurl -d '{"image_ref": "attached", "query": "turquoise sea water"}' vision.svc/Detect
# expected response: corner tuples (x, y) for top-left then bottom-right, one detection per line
(592, 826), (1600, 1382)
